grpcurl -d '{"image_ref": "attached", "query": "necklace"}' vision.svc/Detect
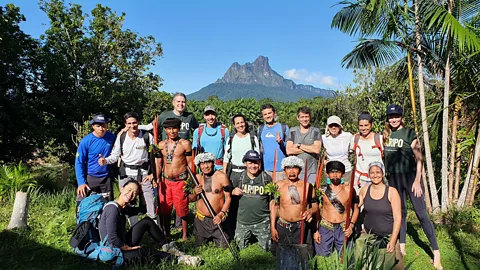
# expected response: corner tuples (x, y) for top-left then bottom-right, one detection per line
(165, 139), (179, 164)
(203, 125), (218, 136)
(330, 185), (344, 196)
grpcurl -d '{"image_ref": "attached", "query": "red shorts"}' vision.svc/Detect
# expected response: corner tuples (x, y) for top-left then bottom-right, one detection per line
(158, 179), (188, 217)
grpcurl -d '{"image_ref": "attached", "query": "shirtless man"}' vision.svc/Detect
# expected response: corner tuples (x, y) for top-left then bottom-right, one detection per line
(156, 118), (193, 241)
(313, 160), (359, 257)
(270, 156), (319, 255)
(188, 152), (232, 248)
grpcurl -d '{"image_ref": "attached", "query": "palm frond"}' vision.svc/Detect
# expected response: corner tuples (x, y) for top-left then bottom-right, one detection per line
(342, 39), (405, 69)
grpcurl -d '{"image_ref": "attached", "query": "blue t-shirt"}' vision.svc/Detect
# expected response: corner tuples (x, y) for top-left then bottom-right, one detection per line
(75, 132), (116, 185)
(192, 124), (230, 170)
(259, 123), (289, 171)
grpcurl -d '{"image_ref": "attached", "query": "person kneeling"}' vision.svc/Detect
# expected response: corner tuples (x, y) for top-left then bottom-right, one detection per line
(189, 152), (232, 248)
(99, 179), (200, 266)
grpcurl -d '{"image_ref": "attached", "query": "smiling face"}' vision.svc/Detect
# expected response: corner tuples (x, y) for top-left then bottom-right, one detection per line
(297, 112), (311, 128)
(328, 123), (341, 136)
(387, 114), (403, 129)
(199, 161), (214, 175)
(233, 116), (246, 134)
(120, 182), (139, 204)
(125, 117), (139, 135)
(204, 112), (217, 127)
(358, 119), (372, 136)
(245, 160), (260, 176)
(284, 166), (301, 181)
(172, 95), (186, 114)
(368, 165), (384, 185)
(92, 123), (107, 137)
(261, 108), (276, 124)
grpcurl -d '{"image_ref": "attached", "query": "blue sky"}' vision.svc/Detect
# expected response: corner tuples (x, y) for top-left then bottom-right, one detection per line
(7, 0), (357, 94)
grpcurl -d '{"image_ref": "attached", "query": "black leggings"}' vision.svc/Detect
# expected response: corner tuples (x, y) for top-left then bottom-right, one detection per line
(388, 172), (439, 250)
(122, 217), (174, 264)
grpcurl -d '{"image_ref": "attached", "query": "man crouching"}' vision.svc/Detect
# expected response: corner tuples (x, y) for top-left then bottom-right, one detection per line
(314, 161), (359, 257)
(188, 152), (232, 248)
(270, 156), (319, 254)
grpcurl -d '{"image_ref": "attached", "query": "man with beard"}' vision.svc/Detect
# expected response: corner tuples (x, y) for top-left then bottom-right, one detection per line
(188, 153), (232, 248)
(231, 150), (272, 251)
(156, 118), (193, 241)
(270, 156), (318, 255)
(313, 161), (359, 257)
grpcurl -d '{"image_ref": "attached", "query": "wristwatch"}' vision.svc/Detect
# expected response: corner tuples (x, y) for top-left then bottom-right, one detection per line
(297, 143), (301, 149)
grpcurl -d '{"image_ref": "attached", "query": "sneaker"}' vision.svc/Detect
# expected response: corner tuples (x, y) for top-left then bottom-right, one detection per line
(178, 255), (202, 267)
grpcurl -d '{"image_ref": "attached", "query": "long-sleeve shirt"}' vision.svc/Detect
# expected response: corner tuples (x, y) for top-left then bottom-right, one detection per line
(99, 202), (142, 248)
(105, 131), (153, 165)
(75, 132), (115, 186)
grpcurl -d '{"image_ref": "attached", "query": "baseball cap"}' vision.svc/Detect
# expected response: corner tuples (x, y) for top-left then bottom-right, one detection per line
(204, 105), (216, 114)
(242, 150), (262, 163)
(326, 161), (346, 174)
(89, 114), (111, 125)
(386, 104), (403, 116)
(327, 115), (343, 128)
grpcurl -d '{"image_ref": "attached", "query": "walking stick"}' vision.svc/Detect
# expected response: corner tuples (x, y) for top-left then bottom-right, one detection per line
(272, 149), (278, 182)
(315, 152), (327, 188)
(186, 166), (239, 261)
(300, 160), (309, 244)
(151, 115), (162, 227)
(343, 155), (357, 258)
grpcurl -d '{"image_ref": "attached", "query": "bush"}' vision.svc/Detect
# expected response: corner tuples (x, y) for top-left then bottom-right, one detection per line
(0, 162), (37, 201)
(443, 207), (480, 233)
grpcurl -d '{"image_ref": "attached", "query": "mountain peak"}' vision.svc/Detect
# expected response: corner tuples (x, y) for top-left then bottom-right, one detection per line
(253, 55), (269, 67)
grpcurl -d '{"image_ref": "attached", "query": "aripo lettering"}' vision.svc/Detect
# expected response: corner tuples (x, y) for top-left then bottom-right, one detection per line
(241, 184), (265, 195)
(181, 122), (189, 130)
(386, 138), (404, 148)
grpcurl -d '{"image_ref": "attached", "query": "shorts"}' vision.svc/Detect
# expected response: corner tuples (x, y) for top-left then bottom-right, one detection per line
(76, 175), (113, 202)
(194, 215), (228, 248)
(158, 179), (188, 217)
(314, 221), (345, 257)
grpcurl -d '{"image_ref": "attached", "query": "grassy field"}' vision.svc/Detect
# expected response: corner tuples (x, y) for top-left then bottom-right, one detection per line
(0, 188), (479, 270)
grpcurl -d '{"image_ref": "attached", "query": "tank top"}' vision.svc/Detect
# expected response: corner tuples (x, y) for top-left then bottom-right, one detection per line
(364, 185), (394, 236)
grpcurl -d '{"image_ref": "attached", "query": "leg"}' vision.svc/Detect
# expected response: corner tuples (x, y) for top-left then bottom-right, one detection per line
(333, 224), (345, 254)
(251, 219), (271, 252)
(122, 247), (174, 265)
(235, 222), (252, 249)
(140, 179), (157, 219)
(314, 225), (334, 257)
(170, 180), (189, 240)
(125, 217), (167, 246)
(388, 173), (408, 254)
(161, 180), (174, 238)
(212, 221), (229, 249)
(193, 217), (209, 247)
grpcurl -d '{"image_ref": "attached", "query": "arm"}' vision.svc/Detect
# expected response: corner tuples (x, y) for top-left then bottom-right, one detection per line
(155, 142), (164, 180)
(345, 189), (359, 238)
(138, 122), (154, 131)
(387, 187), (402, 253)
(75, 139), (88, 187)
(302, 184), (318, 221)
(103, 205), (126, 249)
(213, 175), (232, 225)
(270, 199), (279, 242)
(286, 140), (302, 155)
(299, 140), (321, 155)
(188, 185), (202, 202)
(223, 136), (231, 173)
(182, 140), (194, 172)
(104, 135), (122, 164)
(411, 138), (423, 197)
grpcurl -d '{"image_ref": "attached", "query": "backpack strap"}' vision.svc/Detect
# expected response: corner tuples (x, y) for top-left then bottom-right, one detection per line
(281, 124), (287, 142)
(373, 133), (384, 158)
(353, 133), (362, 159)
(227, 132), (235, 164)
(258, 124), (265, 142)
(119, 132), (127, 156)
(250, 132), (256, 150)
(197, 124), (205, 151)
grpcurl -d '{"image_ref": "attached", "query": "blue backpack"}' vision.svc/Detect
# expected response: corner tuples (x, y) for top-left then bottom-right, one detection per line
(69, 194), (124, 267)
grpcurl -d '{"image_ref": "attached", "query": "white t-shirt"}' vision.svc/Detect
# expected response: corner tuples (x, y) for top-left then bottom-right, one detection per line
(322, 132), (353, 172)
(106, 131), (153, 176)
(351, 134), (384, 181)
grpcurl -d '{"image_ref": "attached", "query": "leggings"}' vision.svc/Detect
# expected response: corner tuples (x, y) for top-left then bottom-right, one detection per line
(388, 172), (439, 250)
(122, 217), (174, 264)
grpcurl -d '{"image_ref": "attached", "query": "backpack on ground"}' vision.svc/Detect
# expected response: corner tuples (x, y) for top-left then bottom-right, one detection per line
(69, 194), (124, 267)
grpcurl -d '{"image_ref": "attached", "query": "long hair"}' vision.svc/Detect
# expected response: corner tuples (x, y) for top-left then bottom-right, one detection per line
(383, 118), (405, 144)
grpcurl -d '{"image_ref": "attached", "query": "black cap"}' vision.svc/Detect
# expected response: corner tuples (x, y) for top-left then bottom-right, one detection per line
(386, 104), (403, 116)
(326, 161), (345, 174)
(163, 118), (182, 128)
(242, 150), (262, 163)
(89, 114), (111, 125)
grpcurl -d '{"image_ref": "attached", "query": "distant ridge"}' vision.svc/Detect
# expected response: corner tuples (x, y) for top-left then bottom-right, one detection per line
(188, 56), (336, 101)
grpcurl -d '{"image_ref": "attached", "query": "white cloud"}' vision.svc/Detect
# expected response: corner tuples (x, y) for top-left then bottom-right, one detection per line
(284, 68), (339, 88)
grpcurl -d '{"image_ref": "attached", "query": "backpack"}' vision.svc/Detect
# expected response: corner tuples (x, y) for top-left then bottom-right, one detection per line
(225, 131), (257, 177)
(196, 123), (226, 153)
(352, 133), (384, 159)
(69, 194), (124, 267)
(119, 130), (151, 156)
(258, 123), (287, 156)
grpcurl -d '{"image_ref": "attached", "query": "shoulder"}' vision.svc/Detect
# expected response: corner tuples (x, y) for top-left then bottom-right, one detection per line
(262, 171), (273, 182)
(343, 131), (353, 138)
(158, 140), (166, 147)
(79, 133), (93, 145)
(290, 126), (299, 132)
(179, 138), (190, 145)
(359, 185), (369, 197)
(214, 170), (228, 182)
(311, 127), (321, 133)
(103, 202), (120, 216)
(276, 179), (287, 187)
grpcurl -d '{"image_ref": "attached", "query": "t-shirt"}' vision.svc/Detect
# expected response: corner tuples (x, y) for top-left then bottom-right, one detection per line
(351, 134), (384, 181)
(259, 123), (289, 172)
(384, 127), (417, 173)
(192, 124), (230, 170)
(99, 203), (143, 248)
(139, 110), (199, 140)
(232, 171), (272, 225)
(224, 134), (260, 172)
(75, 132), (116, 186)
(321, 132), (353, 172)
(286, 126), (321, 177)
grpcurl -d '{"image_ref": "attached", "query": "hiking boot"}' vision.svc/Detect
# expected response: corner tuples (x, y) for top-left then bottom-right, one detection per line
(177, 255), (202, 267)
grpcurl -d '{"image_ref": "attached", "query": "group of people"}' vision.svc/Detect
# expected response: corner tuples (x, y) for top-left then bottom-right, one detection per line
(75, 92), (442, 269)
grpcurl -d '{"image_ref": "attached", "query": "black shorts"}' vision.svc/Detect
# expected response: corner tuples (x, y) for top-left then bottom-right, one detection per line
(194, 216), (228, 248)
(76, 175), (113, 202)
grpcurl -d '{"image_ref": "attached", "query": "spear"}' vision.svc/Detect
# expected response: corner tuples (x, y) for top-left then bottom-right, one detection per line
(315, 152), (327, 188)
(272, 149), (278, 182)
(186, 166), (239, 261)
(300, 160), (309, 244)
(344, 155), (357, 245)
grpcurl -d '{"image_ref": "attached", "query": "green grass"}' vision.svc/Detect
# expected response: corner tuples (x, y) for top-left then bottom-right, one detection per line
(1, 188), (479, 269)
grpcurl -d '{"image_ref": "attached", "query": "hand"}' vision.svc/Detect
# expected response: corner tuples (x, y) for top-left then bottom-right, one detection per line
(301, 209), (313, 222)
(118, 127), (129, 136)
(152, 180), (158, 189)
(343, 223), (354, 238)
(232, 187), (243, 196)
(77, 184), (90, 197)
(98, 154), (107, 166)
(313, 231), (321, 244)
(213, 212), (224, 225)
(275, 132), (282, 143)
(411, 180), (423, 198)
(194, 185), (203, 195)
(121, 245), (141, 251)
(386, 240), (395, 253)
(142, 174), (154, 183)
(271, 228), (279, 242)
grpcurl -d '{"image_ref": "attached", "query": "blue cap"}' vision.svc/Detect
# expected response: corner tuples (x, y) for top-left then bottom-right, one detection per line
(89, 114), (111, 125)
(386, 104), (403, 116)
(242, 150), (262, 163)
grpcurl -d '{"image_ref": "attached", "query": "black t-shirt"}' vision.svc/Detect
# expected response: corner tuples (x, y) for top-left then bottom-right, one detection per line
(384, 127), (417, 173)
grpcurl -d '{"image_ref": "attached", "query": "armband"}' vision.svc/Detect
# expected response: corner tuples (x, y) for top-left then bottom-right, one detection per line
(223, 184), (233, 192)
(353, 195), (360, 204)
(310, 196), (320, 204)
(185, 151), (192, 156)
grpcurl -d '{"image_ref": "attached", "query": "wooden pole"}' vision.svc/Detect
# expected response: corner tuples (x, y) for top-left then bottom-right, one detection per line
(300, 160), (308, 244)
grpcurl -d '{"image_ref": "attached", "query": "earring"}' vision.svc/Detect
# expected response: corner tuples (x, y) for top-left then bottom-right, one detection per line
(341, 178), (345, 184)
(327, 178), (331, 185)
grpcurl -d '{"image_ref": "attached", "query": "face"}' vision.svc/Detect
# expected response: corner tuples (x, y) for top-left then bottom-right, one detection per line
(327, 170), (344, 185)
(165, 126), (179, 139)
(358, 119), (372, 136)
(387, 114), (402, 129)
(125, 117), (139, 134)
(199, 161), (214, 175)
(328, 123), (341, 136)
(204, 112), (217, 126)
(234, 116), (246, 134)
(245, 160), (260, 175)
(284, 166), (301, 181)
(92, 123), (107, 137)
(172, 96), (186, 113)
(297, 112), (311, 127)
(121, 182), (139, 204)
(261, 108), (275, 124)
(368, 166), (384, 185)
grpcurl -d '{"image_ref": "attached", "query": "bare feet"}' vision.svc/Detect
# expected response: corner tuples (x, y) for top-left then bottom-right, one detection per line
(432, 250), (443, 270)
(399, 243), (406, 256)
